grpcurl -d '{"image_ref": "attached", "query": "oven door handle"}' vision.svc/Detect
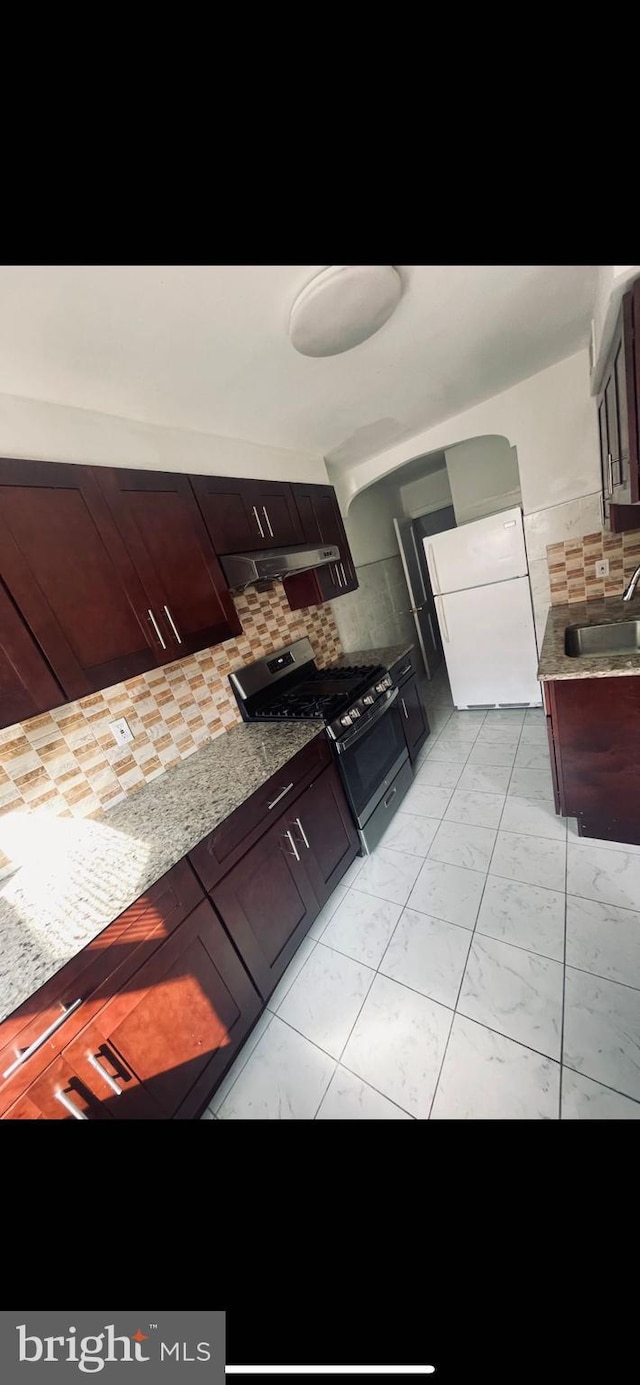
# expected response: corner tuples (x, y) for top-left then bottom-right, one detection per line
(335, 686), (399, 753)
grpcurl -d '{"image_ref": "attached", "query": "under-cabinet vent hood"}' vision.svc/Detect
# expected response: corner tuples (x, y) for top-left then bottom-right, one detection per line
(220, 544), (340, 590)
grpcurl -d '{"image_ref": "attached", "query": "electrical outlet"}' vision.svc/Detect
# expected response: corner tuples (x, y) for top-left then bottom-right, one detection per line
(595, 558), (609, 579)
(110, 716), (134, 746)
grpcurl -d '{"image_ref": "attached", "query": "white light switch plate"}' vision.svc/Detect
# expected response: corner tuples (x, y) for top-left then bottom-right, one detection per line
(110, 716), (134, 746)
(595, 559), (609, 578)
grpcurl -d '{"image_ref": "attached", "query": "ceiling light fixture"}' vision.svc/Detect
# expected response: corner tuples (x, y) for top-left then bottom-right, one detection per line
(288, 265), (402, 357)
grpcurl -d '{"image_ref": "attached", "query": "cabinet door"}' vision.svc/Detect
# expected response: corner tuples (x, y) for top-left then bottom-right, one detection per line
(288, 765), (359, 907)
(191, 476), (303, 553)
(95, 468), (241, 658)
(210, 812), (320, 999)
(63, 898), (261, 1120)
(7, 1053), (114, 1121)
(398, 673), (429, 762)
(626, 284), (640, 505)
(0, 458), (160, 699)
(0, 577), (64, 728)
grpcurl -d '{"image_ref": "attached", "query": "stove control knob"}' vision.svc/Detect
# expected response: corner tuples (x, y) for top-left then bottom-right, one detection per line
(350, 707), (361, 718)
(363, 694), (375, 705)
(340, 713), (352, 727)
(375, 676), (392, 693)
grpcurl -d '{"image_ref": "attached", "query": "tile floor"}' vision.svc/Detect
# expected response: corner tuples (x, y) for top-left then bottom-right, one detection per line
(204, 666), (640, 1121)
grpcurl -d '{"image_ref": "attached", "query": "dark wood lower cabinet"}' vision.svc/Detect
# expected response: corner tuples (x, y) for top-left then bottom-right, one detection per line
(290, 765), (359, 906)
(397, 672), (429, 761)
(544, 674), (640, 844)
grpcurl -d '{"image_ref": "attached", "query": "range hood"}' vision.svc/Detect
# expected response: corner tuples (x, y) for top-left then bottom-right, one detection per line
(220, 543), (340, 590)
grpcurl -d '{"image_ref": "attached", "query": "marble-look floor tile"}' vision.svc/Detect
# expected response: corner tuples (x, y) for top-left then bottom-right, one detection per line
(561, 1068), (640, 1119)
(514, 746), (553, 772)
(421, 744), (469, 765)
(524, 708), (545, 724)
(490, 830), (566, 891)
(380, 811), (440, 857)
(456, 764), (512, 795)
(266, 935), (318, 1012)
(519, 723), (548, 746)
(458, 934), (564, 1059)
(401, 782), (454, 819)
(341, 854), (365, 887)
(428, 819), (496, 872)
(476, 726), (521, 748)
(341, 973), (453, 1119)
(380, 907), (471, 1008)
(320, 888), (402, 969)
(408, 858), (485, 930)
(566, 895), (640, 989)
(307, 883), (349, 940)
(567, 843), (640, 912)
(316, 1066), (412, 1119)
(210, 1008), (274, 1113)
(216, 1015), (335, 1120)
(476, 875), (565, 961)
(567, 818), (640, 854)
(564, 967), (640, 1101)
(500, 796), (566, 841)
(431, 1014), (560, 1120)
(352, 846), (424, 906)
(508, 767), (554, 802)
(415, 761), (464, 789)
(444, 789), (506, 830)
(482, 709), (525, 729)
(466, 742), (516, 768)
(276, 943), (374, 1059)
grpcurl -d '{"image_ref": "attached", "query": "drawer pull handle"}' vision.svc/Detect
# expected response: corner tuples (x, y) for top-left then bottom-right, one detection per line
(284, 829), (300, 861)
(2, 997), (83, 1080)
(148, 608), (167, 650)
(87, 1052), (122, 1096)
(268, 782), (293, 811)
(55, 1089), (89, 1120)
(252, 505), (265, 539)
(398, 664), (412, 679)
(295, 817), (310, 850)
(163, 604), (182, 645)
(384, 786), (398, 808)
(401, 697), (409, 720)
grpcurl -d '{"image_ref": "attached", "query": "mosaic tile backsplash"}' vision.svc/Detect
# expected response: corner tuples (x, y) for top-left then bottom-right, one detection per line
(0, 583), (342, 858)
(546, 528), (640, 605)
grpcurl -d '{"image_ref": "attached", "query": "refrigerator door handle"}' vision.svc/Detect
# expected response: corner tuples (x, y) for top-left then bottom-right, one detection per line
(427, 543), (442, 596)
(435, 594), (449, 643)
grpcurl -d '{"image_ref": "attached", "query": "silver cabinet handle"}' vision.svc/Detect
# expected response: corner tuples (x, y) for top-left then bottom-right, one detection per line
(401, 697), (409, 720)
(262, 506), (274, 538)
(384, 786), (398, 808)
(2, 997), (83, 1079)
(148, 609), (166, 650)
(607, 453), (614, 496)
(398, 664), (412, 680)
(252, 505), (265, 539)
(334, 563), (343, 588)
(268, 782), (293, 811)
(284, 829), (300, 861)
(87, 1051), (122, 1096)
(295, 817), (310, 850)
(340, 561), (348, 586)
(163, 605), (182, 645)
(55, 1089), (89, 1120)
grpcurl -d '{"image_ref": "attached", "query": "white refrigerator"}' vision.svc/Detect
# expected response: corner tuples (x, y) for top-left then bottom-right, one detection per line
(424, 506), (541, 709)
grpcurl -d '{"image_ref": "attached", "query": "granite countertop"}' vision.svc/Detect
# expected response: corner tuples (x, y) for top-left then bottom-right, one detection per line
(332, 642), (415, 670)
(538, 597), (640, 681)
(0, 721), (323, 1025)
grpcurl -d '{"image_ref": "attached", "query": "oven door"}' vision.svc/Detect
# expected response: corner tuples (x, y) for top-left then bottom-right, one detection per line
(334, 688), (409, 827)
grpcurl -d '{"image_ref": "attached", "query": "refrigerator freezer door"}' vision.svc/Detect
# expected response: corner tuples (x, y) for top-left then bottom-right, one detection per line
(425, 506), (527, 595)
(435, 576), (541, 708)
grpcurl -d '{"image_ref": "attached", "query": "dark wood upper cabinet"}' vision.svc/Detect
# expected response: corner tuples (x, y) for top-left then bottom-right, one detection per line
(0, 577), (64, 726)
(284, 483), (358, 610)
(600, 282), (640, 532)
(94, 468), (241, 658)
(190, 475), (304, 553)
(0, 458), (161, 700)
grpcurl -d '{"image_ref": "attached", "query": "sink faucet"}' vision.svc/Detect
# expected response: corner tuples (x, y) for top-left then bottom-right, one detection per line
(622, 565), (640, 601)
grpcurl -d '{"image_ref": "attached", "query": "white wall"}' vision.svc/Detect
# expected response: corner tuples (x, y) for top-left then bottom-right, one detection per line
(331, 349), (599, 520)
(400, 467), (452, 517)
(0, 391), (326, 483)
(444, 435), (521, 524)
(342, 481), (403, 567)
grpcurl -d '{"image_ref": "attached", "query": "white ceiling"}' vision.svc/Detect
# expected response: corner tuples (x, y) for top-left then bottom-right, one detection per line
(0, 265), (598, 470)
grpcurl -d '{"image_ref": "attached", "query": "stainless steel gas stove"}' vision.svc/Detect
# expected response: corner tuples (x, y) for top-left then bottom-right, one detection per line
(229, 637), (413, 853)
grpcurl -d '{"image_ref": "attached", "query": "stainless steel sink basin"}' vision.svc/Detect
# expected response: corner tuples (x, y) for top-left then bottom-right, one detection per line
(564, 620), (640, 657)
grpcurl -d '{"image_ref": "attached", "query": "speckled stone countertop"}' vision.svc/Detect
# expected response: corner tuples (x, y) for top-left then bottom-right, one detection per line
(331, 642), (415, 670)
(0, 721), (322, 1025)
(538, 597), (640, 681)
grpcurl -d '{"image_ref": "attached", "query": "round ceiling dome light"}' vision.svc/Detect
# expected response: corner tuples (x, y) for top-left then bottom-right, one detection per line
(289, 265), (402, 357)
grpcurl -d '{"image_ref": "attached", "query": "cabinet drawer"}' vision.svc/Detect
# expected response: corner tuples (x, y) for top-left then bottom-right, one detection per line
(189, 733), (330, 890)
(0, 857), (203, 1112)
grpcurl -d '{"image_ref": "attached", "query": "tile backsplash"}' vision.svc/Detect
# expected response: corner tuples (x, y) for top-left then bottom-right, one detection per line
(330, 555), (417, 660)
(0, 583), (342, 851)
(546, 528), (640, 604)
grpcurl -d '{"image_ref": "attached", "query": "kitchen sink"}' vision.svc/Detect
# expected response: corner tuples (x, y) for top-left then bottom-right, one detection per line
(564, 620), (640, 658)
